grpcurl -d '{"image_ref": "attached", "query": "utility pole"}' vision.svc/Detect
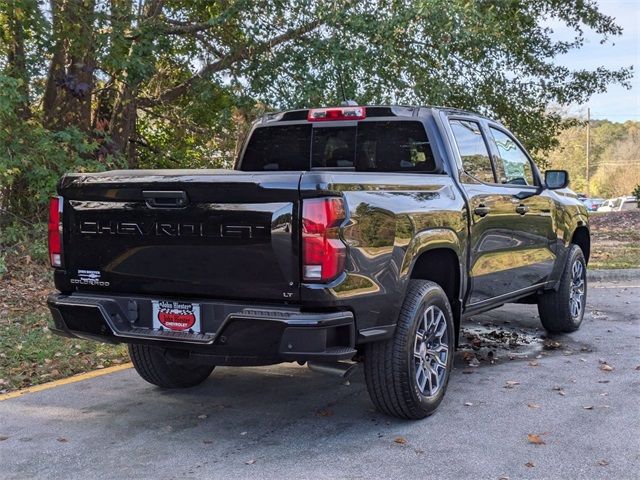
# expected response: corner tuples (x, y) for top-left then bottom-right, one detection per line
(586, 107), (590, 196)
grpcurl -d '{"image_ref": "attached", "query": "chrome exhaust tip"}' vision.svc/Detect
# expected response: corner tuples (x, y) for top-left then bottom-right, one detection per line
(307, 361), (358, 379)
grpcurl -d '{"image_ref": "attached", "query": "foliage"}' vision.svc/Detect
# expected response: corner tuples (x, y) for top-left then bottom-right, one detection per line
(633, 185), (640, 207)
(0, 75), (125, 219)
(547, 120), (640, 197)
(0, 0), (633, 221)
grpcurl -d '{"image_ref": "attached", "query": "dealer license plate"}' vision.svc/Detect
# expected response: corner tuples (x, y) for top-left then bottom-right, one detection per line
(152, 300), (201, 333)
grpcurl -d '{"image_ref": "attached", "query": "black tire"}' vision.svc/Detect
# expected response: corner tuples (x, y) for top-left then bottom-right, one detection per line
(364, 280), (455, 419)
(537, 244), (587, 333)
(128, 344), (214, 388)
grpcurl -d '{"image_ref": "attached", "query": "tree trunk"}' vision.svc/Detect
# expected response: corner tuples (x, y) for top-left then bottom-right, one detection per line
(5, 0), (30, 119)
(109, 82), (138, 167)
(43, 0), (95, 133)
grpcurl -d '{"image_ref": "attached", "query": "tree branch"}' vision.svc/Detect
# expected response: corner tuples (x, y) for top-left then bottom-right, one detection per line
(139, 18), (323, 107)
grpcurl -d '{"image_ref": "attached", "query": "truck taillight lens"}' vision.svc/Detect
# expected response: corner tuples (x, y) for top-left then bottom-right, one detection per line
(302, 197), (347, 282)
(48, 196), (63, 267)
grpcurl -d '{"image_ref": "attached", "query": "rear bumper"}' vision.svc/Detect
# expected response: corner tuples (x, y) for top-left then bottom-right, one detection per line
(47, 292), (356, 365)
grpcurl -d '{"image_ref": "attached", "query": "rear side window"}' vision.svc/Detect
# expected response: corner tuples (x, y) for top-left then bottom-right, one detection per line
(242, 124), (312, 171)
(240, 121), (437, 173)
(449, 120), (495, 184)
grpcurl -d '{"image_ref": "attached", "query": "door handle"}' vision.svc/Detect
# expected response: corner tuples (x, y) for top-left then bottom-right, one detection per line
(474, 204), (491, 217)
(143, 190), (188, 208)
(515, 204), (529, 215)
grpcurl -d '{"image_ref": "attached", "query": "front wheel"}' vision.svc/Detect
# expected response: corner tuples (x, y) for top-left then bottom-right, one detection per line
(129, 344), (214, 388)
(537, 244), (587, 333)
(364, 280), (455, 419)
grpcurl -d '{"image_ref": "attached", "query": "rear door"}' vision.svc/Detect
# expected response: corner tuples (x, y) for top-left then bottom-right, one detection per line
(60, 171), (301, 302)
(449, 118), (519, 304)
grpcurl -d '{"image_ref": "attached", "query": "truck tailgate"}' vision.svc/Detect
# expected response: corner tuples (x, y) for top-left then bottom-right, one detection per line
(58, 170), (301, 302)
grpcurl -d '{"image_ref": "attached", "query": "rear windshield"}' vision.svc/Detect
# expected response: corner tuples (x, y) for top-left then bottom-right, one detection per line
(240, 121), (437, 173)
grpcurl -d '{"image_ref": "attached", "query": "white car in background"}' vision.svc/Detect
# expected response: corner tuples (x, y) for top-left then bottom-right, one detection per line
(597, 196), (638, 212)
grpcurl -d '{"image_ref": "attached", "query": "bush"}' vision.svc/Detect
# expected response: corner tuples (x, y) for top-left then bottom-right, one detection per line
(0, 75), (125, 222)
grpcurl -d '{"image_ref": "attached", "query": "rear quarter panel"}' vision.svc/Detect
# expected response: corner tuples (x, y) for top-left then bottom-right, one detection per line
(299, 172), (467, 340)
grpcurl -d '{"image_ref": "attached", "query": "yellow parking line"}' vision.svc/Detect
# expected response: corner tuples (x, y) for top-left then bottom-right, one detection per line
(0, 363), (132, 402)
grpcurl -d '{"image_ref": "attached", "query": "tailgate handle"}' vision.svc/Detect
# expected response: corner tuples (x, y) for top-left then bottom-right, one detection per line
(143, 191), (188, 208)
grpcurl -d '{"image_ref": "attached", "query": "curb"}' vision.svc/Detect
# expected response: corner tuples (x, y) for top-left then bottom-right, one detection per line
(0, 363), (132, 402)
(588, 268), (640, 282)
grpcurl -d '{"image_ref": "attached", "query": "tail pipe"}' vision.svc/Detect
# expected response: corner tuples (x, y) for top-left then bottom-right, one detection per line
(307, 361), (358, 379)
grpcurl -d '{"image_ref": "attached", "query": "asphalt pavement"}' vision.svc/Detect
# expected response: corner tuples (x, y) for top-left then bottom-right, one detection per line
(1, 280), (639, 480)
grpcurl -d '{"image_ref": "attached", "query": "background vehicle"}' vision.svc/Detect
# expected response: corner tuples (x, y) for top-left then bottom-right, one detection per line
(598, 196), (638, 212)
(581, 197), (605, 211)
(47, 105), (590, 419)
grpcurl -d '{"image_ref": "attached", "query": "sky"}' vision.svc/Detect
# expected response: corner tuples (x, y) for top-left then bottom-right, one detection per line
(548, 0), (640, 121)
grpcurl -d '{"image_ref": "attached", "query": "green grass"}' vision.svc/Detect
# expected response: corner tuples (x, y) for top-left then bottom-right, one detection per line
(0, 312), (128, 393)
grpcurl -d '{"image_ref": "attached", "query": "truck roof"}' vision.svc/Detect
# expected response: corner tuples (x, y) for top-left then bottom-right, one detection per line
(257, 105), (497, 124)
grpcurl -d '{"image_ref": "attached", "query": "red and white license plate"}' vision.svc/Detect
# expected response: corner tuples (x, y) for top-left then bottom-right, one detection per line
(152, 300), (201, 333)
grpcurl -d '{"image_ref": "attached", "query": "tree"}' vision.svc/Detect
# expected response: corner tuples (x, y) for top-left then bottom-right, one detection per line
(548, 120), (640, 197)
(0, 0), (633, 220)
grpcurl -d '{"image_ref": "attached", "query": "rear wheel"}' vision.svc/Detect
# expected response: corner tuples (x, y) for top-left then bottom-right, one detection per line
(537, 244), (587, 333)
(128, 344), (214, 388)
(364, 280), (455, 419)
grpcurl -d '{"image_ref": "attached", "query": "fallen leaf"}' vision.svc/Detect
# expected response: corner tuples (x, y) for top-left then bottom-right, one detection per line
(203, 440), (213, 445)
(527, 403), (541, 409)
(635, 365), (640, 371)
(528, 361), (539, 367)
(245, 459), (256, 465)
(464, 402), (473, 406)
(600, 364), (614, 372)
(197, 414), (208, 419)
(527, 434), (545, 445)
(317, 408), (333, 417)
(0, 436), (8, 441)
(583, 405), (594, 410)
(394, 436), (407, 445)
(57, 437), (68, 443)
(543, 339), (561, 350)
(552, 385), (566, 396)
(240, 431), (247, 436)
(597, 459), (609, 466)
(504, 380), (520, 389)
(525, 462), (535, 468)
(462, 351), (475, 362)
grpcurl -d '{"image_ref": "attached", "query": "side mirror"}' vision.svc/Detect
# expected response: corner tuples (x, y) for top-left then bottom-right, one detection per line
(545, 170), (569, 190)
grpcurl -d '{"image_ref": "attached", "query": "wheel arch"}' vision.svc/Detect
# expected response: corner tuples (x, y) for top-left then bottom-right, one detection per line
(571, 225), (591, 264)
(407, 245), (463, 343)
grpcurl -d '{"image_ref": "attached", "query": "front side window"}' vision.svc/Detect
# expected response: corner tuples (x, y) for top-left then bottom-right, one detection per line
(449, 120), (495, 184)
(489, 128), (535, 186)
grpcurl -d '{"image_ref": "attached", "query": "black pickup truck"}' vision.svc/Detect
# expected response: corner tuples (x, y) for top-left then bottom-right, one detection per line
(47, 105), (590, 419)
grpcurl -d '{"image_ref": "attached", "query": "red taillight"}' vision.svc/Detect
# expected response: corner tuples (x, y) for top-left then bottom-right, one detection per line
(302, 197), (347, 282)
(308, 106), (366, 122)
(48, 196), (62, 267)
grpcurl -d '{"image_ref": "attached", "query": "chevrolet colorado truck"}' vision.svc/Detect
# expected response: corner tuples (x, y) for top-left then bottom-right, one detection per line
(47, 105), (590, 419)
